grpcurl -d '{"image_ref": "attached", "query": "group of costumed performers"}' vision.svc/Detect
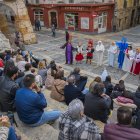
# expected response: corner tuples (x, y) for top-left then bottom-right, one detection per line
(61, 32), (140, 75)
(61, 35), (95, 65)
(116, 37), (140, 75)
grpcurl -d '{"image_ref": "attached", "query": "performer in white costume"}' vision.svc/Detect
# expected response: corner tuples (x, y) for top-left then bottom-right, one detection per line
(108, 42), (117, 67)
(96, 41), (105, 66)
(122, 45), (134, 72)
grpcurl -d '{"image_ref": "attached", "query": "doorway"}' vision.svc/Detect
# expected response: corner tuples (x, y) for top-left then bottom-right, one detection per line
(50, 12), (57, 28)
(34, 9), (44, 26)
(98, 12), (107, 33)
(130, 10), (135, 27)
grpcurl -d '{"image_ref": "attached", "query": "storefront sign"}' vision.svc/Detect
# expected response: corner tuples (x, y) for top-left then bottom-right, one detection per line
(81, 17), (89, 29)
(98, 6), (110, 10)
(65, 7), (84, 11)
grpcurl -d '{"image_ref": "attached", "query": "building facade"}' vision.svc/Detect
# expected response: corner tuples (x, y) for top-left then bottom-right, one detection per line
(27, 0), (113, 4)
(27, 3), (114, 33)
(113, 0), (140, 31)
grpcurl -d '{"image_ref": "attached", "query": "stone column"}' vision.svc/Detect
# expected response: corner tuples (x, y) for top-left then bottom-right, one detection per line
(14, 0), (37, 44)
(4, 0), (37, 44)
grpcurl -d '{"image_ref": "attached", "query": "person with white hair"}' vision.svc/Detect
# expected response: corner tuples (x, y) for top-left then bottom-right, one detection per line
(64, 75), (85, 105)
(96, 41), (105, 66)
(58, 99), (101, 140)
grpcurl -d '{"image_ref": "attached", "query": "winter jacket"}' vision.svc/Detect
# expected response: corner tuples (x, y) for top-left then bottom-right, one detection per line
(51, 79), (67, 102)
(0, 76), (19, 112)
(103, 124), (140, 140)
(84, 93), (111, 123)
(64, 84), (85, 105)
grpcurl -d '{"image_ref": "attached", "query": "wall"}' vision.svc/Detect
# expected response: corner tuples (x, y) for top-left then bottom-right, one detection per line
(114, 0), (140, 31)
(1, 0), (37, 44)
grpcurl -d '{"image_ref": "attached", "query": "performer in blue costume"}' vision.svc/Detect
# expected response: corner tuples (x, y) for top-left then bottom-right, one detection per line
(116, 37), (128, 69)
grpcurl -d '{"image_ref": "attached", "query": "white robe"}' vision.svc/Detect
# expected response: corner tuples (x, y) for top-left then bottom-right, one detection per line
(108, 45), (117, 67)
(122, 49), (134, 72)
(96, 41), (105, 66)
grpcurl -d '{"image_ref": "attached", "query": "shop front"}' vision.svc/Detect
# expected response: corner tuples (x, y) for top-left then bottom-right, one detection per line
(27, 3), (114, 33)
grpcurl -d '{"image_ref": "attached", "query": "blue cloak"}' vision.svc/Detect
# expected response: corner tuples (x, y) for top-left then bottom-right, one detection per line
(116, 37), (128, 69)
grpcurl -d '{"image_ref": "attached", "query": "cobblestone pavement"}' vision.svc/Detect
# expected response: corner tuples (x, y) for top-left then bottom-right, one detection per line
(25, 27), (140, 91)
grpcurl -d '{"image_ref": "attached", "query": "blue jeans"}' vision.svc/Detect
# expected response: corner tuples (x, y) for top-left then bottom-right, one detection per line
(29, 111), (61, 127)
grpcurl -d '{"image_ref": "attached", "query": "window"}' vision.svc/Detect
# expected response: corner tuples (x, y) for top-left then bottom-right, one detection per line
(123, 0), (127, 8)
(69, 0), (74, 3)
(36, 0), (39, 4)
(34, 10), (44, 26)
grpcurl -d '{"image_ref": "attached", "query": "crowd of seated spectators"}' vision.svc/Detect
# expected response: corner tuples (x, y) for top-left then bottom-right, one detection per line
(0, 49), (140, 140)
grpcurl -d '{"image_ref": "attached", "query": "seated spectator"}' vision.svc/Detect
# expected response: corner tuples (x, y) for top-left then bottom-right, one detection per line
(133, 85), (140, 129)
(0, 57), (4, 76)
(0, 57), (4, 68)
(31, 69), (43, 88)
(103, 75), (113, 96)
(45, 60), (64, 90)
(0, 115), (19, 140)
(24, 63), (32, 75)
(58, 99), (101, 140)
(0, 66), (19, 112)
(110, 80), (126, 99)
(15, 74), (61, 127)
(70, 67), (87, 91)
(5, 50), (11, 61)
(89, 76), (102, 93)
(103, 106), (140, 140)
(64, 75), (85, 105)
(3, 59), (15, 75)
(51, 70), (67, 102)
(15, 63), (32, 88)
(16, 55), (27, 72)
(84, 83), (111, 123)
(38, 61), (48, 85)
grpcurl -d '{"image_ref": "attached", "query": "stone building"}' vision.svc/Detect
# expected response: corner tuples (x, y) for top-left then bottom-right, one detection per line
(113, 0), (140, 31)
(0, 0), (37, 44)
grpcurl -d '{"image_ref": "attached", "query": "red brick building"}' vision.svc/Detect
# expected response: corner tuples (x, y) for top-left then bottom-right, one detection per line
(27, 3), (114, 33)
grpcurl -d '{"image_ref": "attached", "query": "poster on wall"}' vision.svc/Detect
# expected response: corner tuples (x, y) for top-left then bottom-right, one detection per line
(94, 17), (98, 29)
(81, 17), (89, 29)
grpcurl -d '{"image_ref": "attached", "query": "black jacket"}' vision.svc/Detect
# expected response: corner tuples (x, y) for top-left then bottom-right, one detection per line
(133, 90), (140, 130)
(133, 90), (140, 109)
(103, 81), (113, 96)
(0, 76), (19, 112)
(84, 93), (111, 123)
(64, 84), (85, 105)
